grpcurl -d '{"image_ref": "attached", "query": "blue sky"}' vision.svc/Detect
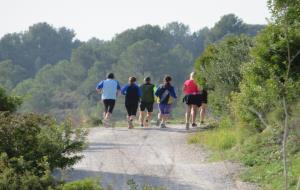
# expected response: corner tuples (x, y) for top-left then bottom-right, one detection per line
(1, 0), (270, 41)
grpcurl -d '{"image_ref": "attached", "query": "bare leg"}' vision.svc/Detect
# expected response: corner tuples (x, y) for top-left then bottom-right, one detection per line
(161, 114), (168, 127)
(139, 111), (145, 126)
(145, 112), (152, 127)
(185, 105), (192, 124)
(191, 105), (198, 124)
(200, 103), (207, 123)
(105, 112), (111, 120)
(156, 112), (161, 126)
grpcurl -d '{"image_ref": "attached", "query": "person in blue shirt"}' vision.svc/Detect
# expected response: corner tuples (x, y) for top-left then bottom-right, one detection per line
(155, 75), (177, 128)
(96, 73), (121, 126)
(121, 76), (142, 129)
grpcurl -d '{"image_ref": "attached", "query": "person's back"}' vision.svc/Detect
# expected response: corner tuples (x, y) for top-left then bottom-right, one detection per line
(124, 84), (140, 105)
(183, 79), (199, 95)
(140, 83), (155, 103)
(155, 83), (177, 104)
(121, 77), (141, 129)
(154, 75), (177, 128)
(96, 73), (121, 126)
(99, 79), (120, 100)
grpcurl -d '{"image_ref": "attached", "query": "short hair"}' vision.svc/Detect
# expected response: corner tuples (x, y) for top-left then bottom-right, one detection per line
(107, 73), (114, 79)
(129, 76), (136, 84)
(164, 75), (172, 83)
(144, 77), (151, 83)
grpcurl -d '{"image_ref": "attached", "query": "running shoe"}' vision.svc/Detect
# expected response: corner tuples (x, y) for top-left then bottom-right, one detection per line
(103, 118), (110, 128)
(160, 123), (167, 128)
(156, 119), (160, 126)
(192, 123), (197, 127)
(185, 123), (190, 130)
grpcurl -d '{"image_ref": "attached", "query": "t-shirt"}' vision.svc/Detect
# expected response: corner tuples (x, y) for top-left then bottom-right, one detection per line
(183, 79), (199, 95)
(96, 79), (121, 100)
(140, 83), (155, 103)
(121, 83), (142, 104)
(155, 84), (177, 104)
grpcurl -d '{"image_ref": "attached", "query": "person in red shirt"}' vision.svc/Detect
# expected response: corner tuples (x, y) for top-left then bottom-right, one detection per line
(182, 72), (201, 130)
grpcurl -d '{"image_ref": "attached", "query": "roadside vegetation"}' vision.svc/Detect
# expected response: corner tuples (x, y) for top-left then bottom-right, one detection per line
(190, 1), (300, 189)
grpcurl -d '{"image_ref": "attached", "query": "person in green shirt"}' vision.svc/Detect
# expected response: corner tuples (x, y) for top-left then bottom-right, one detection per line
(139, 77), (155, 127)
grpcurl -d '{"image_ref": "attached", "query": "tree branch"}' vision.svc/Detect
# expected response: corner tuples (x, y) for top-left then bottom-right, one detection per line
(290, 50), (300, 64)
(248, 107), (270, 129)
(282, 97), (289, 190)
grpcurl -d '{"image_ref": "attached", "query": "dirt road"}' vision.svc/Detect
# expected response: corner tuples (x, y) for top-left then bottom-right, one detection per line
(64, 125), (257, 190)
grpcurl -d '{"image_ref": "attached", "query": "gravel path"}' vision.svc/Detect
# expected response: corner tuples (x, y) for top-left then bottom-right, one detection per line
(63, 124), (258, 190)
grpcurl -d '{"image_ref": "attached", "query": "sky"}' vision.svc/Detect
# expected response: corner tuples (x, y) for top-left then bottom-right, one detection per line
(0, 0), (271, 41)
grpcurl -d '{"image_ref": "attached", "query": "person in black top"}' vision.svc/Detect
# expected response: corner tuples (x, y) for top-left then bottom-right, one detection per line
(139, 77), (155, 127)
(121, 77), (142, 129)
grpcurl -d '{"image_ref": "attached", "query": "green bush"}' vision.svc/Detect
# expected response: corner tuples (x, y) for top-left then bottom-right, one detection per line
(62, 178), (103, 190)
(0, 87), (22, 112)
(0, 112), (86, 171)
(194, 35), (253, 116)
(0, 153), (56, 190)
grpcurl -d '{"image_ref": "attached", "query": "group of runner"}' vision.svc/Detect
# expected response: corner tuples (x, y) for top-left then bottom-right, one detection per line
(96, 72), (207, 129)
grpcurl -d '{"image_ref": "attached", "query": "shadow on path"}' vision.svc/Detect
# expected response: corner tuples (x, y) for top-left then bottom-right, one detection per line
(55, 169), (204, 190)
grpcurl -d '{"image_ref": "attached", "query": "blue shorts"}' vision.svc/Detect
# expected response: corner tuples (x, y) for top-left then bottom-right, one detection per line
(158, 104), (172, 115)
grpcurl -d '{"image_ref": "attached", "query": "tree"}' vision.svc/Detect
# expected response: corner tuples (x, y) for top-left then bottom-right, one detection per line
(0, 60), (27, 90)
(115, 39), (162, 83)
(195, 35), (253, 116)
(0, 87), (22, 112)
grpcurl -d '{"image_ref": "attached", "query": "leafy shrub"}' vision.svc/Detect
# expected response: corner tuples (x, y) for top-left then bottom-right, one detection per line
(62, 178), (103, 190)
(0, 153), (56, 190)
(0, 87), (22, 112)
(194, 35), (253, 116)
(0, 112), (86, 171)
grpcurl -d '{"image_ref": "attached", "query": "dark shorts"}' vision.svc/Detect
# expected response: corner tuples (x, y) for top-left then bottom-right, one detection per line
(125, 103), (138, 116)
(140, 102), (154, 112)
(183, 94), (201, 106)
(200, 90), (208, 104)
(103, 99), (115, 113)
(158, 104), (172, 115)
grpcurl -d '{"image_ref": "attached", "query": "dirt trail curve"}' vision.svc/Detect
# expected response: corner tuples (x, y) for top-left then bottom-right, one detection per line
(63, 124), (258, 190)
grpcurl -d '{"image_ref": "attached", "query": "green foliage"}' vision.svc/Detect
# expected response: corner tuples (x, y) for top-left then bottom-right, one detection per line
(62, 178), (103, 190)
(188, 117), (241, 150)
(0, 86), (22, 112)
(0, 153), (55, 190)
(237, 131), (300, 190)
(268, 0), (300, 24)
(232, 23), (300, 131)
(0, 15), (263, 122)
(191, 2), (300, 189)
(0, 112), (86, 171)
(205, 14), (264, 43)
(0, 23), (80, 78)
(0, 60), (27, 90)
(127, 179), (167, 190)
(194, 35), (253, 116)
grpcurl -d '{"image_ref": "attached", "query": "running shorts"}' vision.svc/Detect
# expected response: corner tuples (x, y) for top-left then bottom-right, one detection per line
(200, 90), (208, 104)
(125, 103), (138, 116)
(140, 102), (154, 112)
(103, 99), (116, 113)
(183, 94), (201, 106)
(158, 104), (172, 115)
